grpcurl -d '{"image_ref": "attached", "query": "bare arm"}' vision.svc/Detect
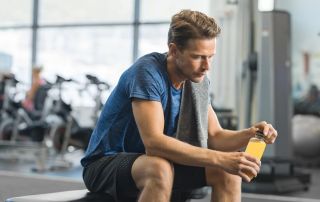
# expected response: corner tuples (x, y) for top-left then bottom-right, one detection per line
(207, 105), (278, 151)
(132, 98), (219, 168)
(207, 105), (255, 151)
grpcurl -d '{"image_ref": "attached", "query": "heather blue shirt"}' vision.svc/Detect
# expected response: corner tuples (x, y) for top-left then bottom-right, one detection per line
(81, 52), (182, 167)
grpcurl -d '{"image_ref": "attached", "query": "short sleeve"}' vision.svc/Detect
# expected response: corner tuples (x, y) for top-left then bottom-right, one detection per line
(129, 64), (164, 102)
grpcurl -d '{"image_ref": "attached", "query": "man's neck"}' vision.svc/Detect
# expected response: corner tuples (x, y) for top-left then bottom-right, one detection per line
(166, 55), (185, 89)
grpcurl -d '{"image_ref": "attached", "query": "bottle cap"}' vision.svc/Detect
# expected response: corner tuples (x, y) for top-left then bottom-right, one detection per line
(255, 130), (265, 140)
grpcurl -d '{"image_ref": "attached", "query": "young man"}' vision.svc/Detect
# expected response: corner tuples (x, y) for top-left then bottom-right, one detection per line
(81, 10), (277, 202)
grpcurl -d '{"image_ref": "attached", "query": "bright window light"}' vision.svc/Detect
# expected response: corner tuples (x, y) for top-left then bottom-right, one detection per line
(258, 0), (275, 11)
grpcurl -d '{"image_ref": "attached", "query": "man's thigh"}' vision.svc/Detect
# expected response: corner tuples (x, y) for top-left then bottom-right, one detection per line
(84, 153), (207, 200)
(131, 154), (207, 191)
(83, 152), (142, 200)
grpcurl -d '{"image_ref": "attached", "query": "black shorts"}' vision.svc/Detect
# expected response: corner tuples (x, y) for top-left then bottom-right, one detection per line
(83, 153), (207, 201)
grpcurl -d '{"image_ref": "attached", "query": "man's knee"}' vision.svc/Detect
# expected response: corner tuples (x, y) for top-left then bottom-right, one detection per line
(205, 167), (241, 188)
(132, 155), (174, 190)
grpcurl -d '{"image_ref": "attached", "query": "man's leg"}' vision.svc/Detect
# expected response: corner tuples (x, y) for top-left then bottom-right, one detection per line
(131, 155), (174, 202)
(205, 166), (242, 202)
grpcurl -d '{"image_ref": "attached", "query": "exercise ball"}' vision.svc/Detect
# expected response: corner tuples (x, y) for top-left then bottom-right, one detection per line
(292, 115), (320, 157)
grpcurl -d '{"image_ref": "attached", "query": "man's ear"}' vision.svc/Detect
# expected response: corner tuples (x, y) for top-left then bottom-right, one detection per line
(168, 43), (178, 57)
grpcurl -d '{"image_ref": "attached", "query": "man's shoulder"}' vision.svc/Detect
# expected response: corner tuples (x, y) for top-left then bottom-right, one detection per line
(133, 52), (167, 77)
(141, 52), (166, 60)
(137, 52), (166, 67)
(119, 52), (168, 89)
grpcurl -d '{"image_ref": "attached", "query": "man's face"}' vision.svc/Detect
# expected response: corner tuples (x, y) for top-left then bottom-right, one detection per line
(174, 38), (216, 83)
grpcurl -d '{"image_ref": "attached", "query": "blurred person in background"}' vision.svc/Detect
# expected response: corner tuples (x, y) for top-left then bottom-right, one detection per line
(22, 65), (46, 112)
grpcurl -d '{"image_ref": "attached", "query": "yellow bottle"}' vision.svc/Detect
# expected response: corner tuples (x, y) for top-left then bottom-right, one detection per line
(244, 131), (266, 180)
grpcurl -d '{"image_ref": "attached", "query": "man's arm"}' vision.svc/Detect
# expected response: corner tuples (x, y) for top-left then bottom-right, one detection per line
(207, 105), (278, 151)
(132, 98), (261, 182)
(132, 98), (217, 167)
(207, 105), (254, 152)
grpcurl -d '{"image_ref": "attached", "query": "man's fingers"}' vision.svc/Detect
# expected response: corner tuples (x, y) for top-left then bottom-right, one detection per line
(253, 121), (278, 144)
(265, 124), (278, 144)
(239, 171), (251, 182)
(263, 123), (270, 136)
(239, 165), (258, 182)
(243, 153), (261, 167)
(240, 153), (261, 175)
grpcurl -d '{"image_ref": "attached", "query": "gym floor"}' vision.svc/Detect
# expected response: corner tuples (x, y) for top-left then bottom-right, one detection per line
(0, 149), (320, 202)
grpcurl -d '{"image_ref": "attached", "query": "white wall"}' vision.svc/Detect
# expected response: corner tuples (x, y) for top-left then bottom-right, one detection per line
(209, 0), (251, 117)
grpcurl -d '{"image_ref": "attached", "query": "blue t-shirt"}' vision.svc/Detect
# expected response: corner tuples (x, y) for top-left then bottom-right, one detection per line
(81, 52), (182, 167)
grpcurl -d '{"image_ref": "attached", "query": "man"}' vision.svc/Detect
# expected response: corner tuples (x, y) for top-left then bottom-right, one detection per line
(81, 9), (277, 202)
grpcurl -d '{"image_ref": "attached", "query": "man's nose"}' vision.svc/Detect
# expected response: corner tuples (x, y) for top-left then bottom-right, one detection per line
(202, 57), (210, 70)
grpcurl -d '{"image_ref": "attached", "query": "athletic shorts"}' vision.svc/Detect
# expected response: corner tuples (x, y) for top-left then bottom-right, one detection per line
(82, 152), (207, 202)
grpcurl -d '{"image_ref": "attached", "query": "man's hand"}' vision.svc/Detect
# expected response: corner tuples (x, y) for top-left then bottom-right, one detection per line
(217, 151), (261, 183)
(249, 121), (278, 144)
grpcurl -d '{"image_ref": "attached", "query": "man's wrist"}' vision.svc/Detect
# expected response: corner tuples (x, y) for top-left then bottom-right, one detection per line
(207, 149), (223, 167)
(243, 127), (256, 139)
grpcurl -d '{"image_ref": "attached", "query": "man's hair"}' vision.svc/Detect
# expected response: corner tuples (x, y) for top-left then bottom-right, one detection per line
(168, 9), (221, 50)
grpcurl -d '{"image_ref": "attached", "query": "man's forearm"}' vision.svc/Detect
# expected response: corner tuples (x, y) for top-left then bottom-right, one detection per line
(145, 133), (223, 168)
(208, 128), (253, 152)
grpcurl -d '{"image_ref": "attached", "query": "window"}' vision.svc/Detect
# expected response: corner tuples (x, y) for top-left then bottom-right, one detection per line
(140, 0), (210, 22)
(37, 27), (133, 86)
(138, 0), (211, 57)
(0, 0), (33, 83)
(39, 0), (134, 24)
(0, 0), (33, 26)
(0, 0), (212, 89)
(138, 25), (169, 57)
(0, 29), (32, 82)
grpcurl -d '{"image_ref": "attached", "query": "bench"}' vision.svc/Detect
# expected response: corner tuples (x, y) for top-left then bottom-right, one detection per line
(6, 188), (209, 202)
(5, 189), (116, 202)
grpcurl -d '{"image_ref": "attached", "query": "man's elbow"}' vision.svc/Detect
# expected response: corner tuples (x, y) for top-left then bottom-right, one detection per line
(143, 135), (162, 156)
(144, 145), (158, 156)
(207, 129), (223, 149)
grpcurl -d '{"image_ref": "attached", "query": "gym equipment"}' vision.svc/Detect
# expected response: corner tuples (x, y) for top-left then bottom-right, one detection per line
(242, 10), (311, 194)
(0, 75), (21, 139)
(0, 76), (63, 171)
(292, 115), (320, 162)
(38, 75), (92, 169)
(0, 75), (91, 172)
(243, 157), (310, 194)
(0, 74), (51, 142)
(213, 107), (238, 130)
(256, 10), (293, 159)
(47, 75), (92, 152)
(84, 74), (111, 124)
(292, 85), (320, 162)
